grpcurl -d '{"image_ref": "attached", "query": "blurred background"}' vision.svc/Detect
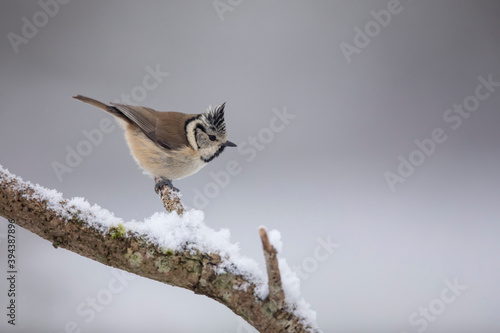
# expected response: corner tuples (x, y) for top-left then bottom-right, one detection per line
(1, 1), (499, 332)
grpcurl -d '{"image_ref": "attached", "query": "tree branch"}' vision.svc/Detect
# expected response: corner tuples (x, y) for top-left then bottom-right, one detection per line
(0, 166), (320, 333)
(259, 227), (285, 309)
(154, 176), (185, 215)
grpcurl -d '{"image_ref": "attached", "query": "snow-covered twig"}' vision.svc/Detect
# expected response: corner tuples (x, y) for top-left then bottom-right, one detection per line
(154, 176), (185, 215)
(259, 226), (285, 309)
(0, 165), (321, 333)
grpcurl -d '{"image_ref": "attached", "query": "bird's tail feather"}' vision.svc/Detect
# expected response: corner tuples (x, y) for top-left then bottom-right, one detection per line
(73, 95), (125, 119)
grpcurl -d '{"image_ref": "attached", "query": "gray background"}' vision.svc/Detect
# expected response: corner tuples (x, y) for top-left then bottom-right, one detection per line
(1, 1), (499, 332)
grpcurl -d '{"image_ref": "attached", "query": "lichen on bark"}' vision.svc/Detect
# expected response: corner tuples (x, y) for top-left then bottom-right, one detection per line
(0, 167), (320, 333)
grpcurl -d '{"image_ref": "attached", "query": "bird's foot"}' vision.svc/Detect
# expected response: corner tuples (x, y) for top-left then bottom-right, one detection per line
(155, 178), (179, 193)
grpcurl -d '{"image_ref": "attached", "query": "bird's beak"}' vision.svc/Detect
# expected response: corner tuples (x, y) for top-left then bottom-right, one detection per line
(224, 140), (237, 147)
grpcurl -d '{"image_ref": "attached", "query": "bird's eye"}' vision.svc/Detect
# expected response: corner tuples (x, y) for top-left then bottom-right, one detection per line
(209, 135), (216, 141)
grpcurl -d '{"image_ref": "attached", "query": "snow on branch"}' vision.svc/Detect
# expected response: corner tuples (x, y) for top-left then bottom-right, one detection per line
(260, 226), (285, 308)
(0, 165), (321, 333)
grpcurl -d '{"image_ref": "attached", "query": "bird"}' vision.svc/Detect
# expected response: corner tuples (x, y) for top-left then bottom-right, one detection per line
(73, 95), (237, 192)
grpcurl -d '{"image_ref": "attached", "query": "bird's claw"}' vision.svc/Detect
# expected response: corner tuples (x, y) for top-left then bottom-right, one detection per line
(155, 179), (179, 193)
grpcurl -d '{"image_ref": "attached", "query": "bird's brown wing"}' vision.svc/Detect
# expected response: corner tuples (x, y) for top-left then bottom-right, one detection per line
(111, 103), (196, 150)
(155, 111), (199, 150)
(110, 103), (158, 142)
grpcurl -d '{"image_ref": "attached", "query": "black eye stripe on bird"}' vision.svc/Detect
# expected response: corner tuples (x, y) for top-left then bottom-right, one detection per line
(72, 95), (237, 193)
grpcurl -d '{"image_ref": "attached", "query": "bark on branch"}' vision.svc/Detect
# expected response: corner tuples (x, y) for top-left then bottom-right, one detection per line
(155, 176), (185, 215)
(0, 167), (319, 333)
(259, 227), (285, 309)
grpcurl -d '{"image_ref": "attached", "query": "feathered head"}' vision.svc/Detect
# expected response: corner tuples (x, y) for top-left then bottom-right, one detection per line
(201, 103), (227, 136)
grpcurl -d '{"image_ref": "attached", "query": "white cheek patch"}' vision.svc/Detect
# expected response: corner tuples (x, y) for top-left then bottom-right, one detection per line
(185, 120), (200, 150)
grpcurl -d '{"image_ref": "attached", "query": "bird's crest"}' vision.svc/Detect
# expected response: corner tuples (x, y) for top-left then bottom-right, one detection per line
(202, 103), (227, 135)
